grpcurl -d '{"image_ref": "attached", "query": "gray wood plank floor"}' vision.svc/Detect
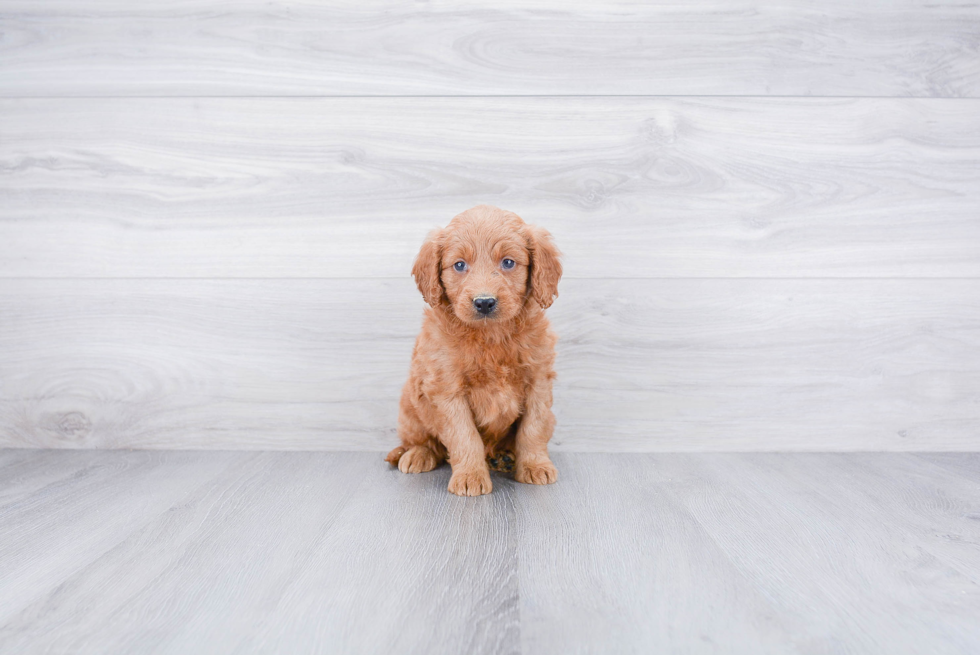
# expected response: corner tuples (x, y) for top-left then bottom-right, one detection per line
(2, 1), (978, 97)
(3, 278), (978, 452)
(1, 450), (979, 654)
(3, 97), (979, 279)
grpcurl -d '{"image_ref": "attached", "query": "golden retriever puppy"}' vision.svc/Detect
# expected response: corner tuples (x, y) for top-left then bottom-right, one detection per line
(385, 205), (562, 496)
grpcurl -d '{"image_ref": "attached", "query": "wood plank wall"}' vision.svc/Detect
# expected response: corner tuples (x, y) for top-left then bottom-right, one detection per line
(1, 1), (978, 450)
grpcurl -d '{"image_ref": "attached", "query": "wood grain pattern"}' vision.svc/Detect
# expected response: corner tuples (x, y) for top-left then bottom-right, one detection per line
(607, 453), (980, 654)
(1, 1), (978, 97)
(0, 451), (517, 655)
(0, 450), (243, 627)
(517, 453), (980, 653)
(2, 278), (977, 451)
(515, 454), (803, 653)
(242, 456), (518, 655)
(2, 451), (980, 653)
(915, 452), (980, 481)
(0, 448), (115, 508)
(2, 2), (979, 455)
(2, 97), (979, 279)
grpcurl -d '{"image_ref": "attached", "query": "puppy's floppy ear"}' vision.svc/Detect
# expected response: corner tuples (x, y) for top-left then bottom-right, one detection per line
(525, 224), (562, 309)
(412, 228), (446, 307)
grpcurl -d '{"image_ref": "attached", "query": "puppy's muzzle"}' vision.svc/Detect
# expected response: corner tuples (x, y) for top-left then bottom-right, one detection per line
(473, 296), (497, 316)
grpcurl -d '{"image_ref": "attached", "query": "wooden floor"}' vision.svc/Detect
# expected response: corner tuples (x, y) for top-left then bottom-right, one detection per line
(2, 450), (979, 654)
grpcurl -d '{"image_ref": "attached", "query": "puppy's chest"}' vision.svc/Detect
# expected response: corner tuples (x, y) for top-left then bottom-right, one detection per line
(459, 349), (527, 426)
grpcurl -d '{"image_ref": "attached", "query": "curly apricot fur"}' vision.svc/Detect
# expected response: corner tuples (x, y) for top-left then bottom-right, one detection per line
(386, 205), (562, 496)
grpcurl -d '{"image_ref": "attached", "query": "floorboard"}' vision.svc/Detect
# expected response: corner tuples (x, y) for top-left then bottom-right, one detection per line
(628, 453), (980, 654)
(2, 451), (979, 654)
(1, 1), (977, 97)
(915, 452), (980, 482)
(514, 455), (801, 654)
(2, 97), (979, 279)
(2, 278), (978, 451)
(0, 451), (244, 627)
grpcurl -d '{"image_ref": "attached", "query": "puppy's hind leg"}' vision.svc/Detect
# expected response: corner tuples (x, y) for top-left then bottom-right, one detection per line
(387, 395), (445, 473)
(384, 445), (408, 465)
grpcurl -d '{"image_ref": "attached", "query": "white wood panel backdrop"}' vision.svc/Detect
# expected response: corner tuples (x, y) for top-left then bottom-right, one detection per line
(1, 0), (978, 97)
(2, 97), (979, 279)
(1, 1), (979, 451)
(1, 279), (977, 451)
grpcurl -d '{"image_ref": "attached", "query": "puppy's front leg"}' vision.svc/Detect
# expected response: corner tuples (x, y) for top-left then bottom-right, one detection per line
(436, 395), (492, 496)
(515, 377), (558, 485)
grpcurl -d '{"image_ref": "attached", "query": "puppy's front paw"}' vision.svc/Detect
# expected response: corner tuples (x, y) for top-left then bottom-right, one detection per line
(515, 459), (558, 485)
(397, 445), (440, 474)
(448, 468), (493, 496)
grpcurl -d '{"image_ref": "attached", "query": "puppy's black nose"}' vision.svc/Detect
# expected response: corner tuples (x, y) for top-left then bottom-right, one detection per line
(473, 297), (497, 315)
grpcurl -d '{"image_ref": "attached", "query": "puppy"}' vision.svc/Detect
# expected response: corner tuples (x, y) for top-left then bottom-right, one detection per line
(385, 205), (562, 496)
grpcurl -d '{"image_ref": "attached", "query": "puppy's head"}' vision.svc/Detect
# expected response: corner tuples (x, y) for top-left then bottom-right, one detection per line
(412, 205), (562, 325)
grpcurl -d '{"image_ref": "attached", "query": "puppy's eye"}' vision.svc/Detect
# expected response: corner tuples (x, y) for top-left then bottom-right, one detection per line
(501, 258), (516, 270)
(453, 261), (467, 272)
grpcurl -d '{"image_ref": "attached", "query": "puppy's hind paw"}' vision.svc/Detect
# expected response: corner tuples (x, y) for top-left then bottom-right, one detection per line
(396, 445), (441, 474)
(515, 459), (558, 485)
(448, 469), (493, 496)
(385, 446), (407, 466)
